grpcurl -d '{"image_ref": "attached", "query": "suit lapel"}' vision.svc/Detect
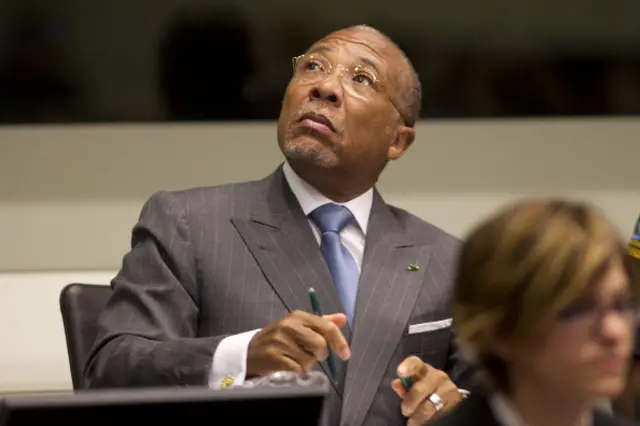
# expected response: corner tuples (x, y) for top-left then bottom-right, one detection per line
(231, 168), (346, 392)
(341, 192), (433, 426)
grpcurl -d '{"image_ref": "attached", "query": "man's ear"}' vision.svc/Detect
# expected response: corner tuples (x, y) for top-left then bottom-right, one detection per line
(387, 125), (415, 161)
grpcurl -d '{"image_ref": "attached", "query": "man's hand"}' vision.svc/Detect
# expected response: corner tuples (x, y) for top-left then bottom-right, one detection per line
(392, 356), (462, 426)
(246, 310), (350, 378)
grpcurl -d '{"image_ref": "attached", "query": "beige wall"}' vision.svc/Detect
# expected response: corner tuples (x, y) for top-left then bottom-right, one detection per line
(0, 119), (638, 392)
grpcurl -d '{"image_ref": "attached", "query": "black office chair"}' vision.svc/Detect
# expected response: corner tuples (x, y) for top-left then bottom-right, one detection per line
(59, 283), (112, 390)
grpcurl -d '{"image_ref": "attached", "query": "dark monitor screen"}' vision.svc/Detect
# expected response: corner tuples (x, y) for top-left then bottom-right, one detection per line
(0, 384), (327, 426)
(0, 0), (639, 124)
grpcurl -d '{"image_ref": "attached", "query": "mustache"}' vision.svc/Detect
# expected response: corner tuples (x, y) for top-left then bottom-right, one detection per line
(294, 109), (341, 133)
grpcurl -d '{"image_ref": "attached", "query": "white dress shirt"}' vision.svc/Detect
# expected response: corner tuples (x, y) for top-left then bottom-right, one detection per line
(208, 162), (374, 389)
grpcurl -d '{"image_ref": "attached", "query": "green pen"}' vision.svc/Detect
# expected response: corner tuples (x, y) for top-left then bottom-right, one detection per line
(398, 376), (414, 389)
(308, 287), (338, 383)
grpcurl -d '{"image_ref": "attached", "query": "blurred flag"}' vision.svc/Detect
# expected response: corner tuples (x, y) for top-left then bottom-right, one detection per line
(629, 215), (640, 259)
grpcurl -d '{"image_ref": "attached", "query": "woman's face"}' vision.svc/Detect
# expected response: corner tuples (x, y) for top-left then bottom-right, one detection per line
(510, 258), (635, 400)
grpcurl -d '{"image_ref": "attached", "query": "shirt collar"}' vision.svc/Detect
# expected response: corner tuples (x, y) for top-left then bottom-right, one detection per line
(282, 161), (373, 234)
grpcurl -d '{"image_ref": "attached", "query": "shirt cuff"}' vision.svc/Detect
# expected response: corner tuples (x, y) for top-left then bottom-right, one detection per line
(208, 329), (261, 389)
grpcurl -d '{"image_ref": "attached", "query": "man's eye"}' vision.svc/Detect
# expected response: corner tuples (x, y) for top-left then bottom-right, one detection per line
(306, 61), (323, 71)
(353, 73), (374, 86)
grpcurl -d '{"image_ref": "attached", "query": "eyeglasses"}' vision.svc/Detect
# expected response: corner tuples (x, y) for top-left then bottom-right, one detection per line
(557, 296), (640, 335)
(292, 53), (409, 125)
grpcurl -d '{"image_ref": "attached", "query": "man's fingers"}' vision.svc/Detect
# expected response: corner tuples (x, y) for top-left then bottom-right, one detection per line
(322, 313), (348, 328)
(276, 354), (314, 375)
(401, 372), (439, 417)
(275, 329), (320, 371)
(407, 402), (437, 426)
(248, 310), (350, 378)
(322, 324), (351, 360)
(294, 326), (330, 361)
(403, 370), (461, 425)
(397, 355), (428, 379)
(285, 310), (350, 360)
(303, 313), (350, 360)
(391, 378), (407, 398)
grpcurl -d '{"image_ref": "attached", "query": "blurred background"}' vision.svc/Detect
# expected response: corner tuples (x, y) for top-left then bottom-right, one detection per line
(1, 0), (640, 123)
(0, 0), (638, 395)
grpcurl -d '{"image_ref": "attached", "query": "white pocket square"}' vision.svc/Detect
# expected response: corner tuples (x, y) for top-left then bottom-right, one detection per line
(408, 318), (452, 335)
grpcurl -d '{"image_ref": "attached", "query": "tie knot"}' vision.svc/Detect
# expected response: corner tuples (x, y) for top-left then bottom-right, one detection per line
(310, 203), (355, 234)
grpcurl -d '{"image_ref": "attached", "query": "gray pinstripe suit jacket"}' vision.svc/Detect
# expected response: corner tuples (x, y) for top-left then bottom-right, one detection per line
(84, 166), (473, 426)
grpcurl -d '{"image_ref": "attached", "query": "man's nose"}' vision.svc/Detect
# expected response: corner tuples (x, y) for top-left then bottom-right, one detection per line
(308, 74), (343, 107)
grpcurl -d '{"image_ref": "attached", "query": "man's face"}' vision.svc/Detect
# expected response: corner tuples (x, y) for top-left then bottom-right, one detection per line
(277, 28), (415, 174)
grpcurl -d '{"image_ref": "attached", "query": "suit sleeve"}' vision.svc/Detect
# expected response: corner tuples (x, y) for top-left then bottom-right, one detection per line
(84, 191), (226, 388)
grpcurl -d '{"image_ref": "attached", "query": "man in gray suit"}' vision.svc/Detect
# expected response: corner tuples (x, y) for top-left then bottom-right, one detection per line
(85, 25), (473, 426)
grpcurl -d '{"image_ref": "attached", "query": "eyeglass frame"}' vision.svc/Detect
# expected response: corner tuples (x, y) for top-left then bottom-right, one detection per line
(291, 53), (411, 127)
(557, 295), (640, 337)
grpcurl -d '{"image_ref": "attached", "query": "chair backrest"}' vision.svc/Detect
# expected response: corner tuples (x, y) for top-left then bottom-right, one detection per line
(59, 283), (113, 390)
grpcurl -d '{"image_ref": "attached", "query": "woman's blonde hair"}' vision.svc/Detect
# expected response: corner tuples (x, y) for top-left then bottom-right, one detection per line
(453, 199), (630, 388)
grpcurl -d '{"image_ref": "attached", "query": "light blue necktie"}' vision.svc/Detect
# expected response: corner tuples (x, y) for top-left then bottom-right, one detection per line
(310, 203), (360, 325)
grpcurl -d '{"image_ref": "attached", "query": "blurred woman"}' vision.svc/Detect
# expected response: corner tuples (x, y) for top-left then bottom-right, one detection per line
(429, 200), (638, 426)
(613, 214), (640, 420)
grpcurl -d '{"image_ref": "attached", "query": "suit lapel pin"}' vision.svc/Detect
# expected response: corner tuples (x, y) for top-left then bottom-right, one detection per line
(407, 263), (419, 271)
